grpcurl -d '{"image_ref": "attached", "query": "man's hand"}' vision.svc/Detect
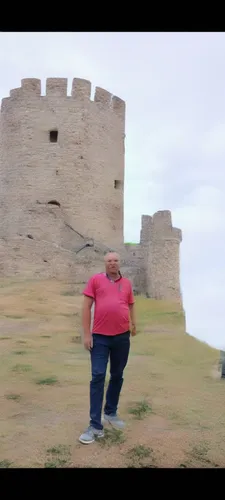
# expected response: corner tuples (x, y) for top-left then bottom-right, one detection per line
(83, 333), (93, 351)
(131, 324), (137, 337)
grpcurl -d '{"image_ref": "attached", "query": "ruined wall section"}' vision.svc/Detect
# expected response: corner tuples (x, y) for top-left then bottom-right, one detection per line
(0, 78), (125, 248)
(120, 214), (154, 294)
(147, 210), (182, 302)
(121, 243), (144, 293)
(0, 235), (105, 283)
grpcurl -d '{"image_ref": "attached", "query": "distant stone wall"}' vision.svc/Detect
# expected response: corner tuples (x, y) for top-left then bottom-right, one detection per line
(145, 211), (182, 302)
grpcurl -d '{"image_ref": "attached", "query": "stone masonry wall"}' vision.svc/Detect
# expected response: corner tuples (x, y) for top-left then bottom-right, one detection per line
(0, 78), (125, 248)
(0, 77), (183, 304)
(146, 211), (182, 302)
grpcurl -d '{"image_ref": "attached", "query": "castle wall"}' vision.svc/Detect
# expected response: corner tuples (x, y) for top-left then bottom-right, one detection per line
(122, 243), (147, 294)
(146, 211), (182, 302)
(0, 78), (125, 248)
(0, 236), (105, 283)
(0, 77), (183, 305)
(0, 210), (182, 303)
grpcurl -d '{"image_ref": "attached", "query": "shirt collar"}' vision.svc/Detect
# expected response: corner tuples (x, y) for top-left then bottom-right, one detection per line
(105, 271), (122, 282)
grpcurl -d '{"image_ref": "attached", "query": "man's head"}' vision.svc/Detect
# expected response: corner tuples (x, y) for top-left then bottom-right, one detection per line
(104, 252), (120, 277)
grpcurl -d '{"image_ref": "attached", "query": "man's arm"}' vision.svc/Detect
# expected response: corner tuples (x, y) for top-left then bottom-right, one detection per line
(128, 282), (136, 336)
(129, 302), (136, 326)
(82, 295), (94, 335)
(82, 275), (96, 350)
(129, 303), (137, 336)
(82, 295), (94, 350)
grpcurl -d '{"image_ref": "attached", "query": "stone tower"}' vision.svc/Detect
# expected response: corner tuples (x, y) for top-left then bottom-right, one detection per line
(0, 76), (183, 305)
(0, 78), (125, 248)
(140, 210), (182, 301)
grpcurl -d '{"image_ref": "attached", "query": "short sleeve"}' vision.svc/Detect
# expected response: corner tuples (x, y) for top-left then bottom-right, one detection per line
(83, 276), (96, 299)
(128, 282), (135, 305)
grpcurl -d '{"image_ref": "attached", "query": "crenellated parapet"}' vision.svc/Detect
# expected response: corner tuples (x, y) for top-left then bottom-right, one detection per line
(139, 210), (182, 245)
(139, 210), (182, 302)
(152, 210), (182, 242)
(1, 77), (125, 121)
(0, 75), (126, 249)
(72, 78), (91, 100)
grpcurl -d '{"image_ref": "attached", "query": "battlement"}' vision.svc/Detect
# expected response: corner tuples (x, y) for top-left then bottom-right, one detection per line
(46, 78), (67, 97)
(1, 77), (125, 119)
(153, 210), (172, 229)
(140, 215), (152, 244)
(139, 211), (182, 243)
(152, 210), (182, 241)
(72, 78), (91, 100)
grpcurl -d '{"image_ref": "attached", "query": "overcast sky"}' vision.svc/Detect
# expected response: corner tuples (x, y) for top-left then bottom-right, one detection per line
(0, 32), (224, 350)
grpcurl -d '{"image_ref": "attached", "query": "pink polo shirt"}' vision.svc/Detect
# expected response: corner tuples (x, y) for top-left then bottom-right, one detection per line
(83, 273), (135, 336)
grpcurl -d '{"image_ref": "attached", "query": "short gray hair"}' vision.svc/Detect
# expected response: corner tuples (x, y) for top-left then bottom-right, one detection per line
(104, 251), (120, 261)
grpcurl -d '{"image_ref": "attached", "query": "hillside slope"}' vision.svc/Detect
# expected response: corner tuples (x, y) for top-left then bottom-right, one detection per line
(0, 279), (223, 468)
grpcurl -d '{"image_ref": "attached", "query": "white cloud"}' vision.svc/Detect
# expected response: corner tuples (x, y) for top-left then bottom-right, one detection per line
(202, 123), (225, 157)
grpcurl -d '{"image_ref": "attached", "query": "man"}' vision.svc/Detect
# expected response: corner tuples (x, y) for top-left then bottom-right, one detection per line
(79, 251), (136, 445)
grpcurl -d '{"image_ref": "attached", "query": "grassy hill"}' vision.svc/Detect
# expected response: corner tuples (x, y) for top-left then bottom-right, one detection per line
(0, 279), (223, 468)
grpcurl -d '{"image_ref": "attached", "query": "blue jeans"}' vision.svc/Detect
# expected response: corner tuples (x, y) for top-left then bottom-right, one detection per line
(90, 331), (130, 430)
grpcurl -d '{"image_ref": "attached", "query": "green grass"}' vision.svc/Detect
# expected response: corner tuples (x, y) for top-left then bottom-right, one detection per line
(128, 400), (152, 420)
(0, 460), (13, 468)
(182, 443), (219, 468)
(11, 364), (32, 373)
(98, 428), (126, 447)
(127, 445), (153, 459)
(5, 393), (21, 402)
(45, 443), (71, 468)
(47, 445), (70, 455)
(126, 445), (155, 467)
(35, 376), (58, 386)
(44, 458), (68, 468)
(13, 350), (27, 355)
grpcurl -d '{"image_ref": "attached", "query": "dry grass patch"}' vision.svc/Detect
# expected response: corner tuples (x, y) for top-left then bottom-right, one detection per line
(35, 376), (58, 386)
(5, 393), (21, 402)
(128, 400), (153, 420)
(98, 428), (126, 447)
(0, 460), (13, 468)
(44, 444), (71, 468)
(126, 445), (157, 468)
(11, 364), (32, 373)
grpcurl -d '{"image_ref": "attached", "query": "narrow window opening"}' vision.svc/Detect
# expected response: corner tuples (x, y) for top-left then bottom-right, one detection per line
(49, 130), (58, 143)
(47, 200), (61, 207)
(114, 180), (123, 189)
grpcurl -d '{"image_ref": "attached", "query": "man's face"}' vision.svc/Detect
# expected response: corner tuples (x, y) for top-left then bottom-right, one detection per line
(105, 253), (120, 275)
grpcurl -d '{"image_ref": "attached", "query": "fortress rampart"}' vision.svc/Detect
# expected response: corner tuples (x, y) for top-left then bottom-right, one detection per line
(0, 77), (182, 303)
